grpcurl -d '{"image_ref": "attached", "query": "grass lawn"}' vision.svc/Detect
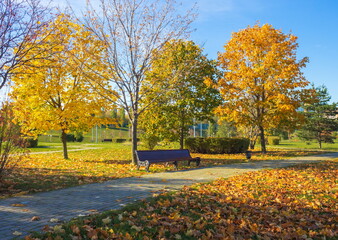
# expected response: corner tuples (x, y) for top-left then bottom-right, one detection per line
(27, 142), (106, 152)
(272, 139), (338, 151)
(27, 160), (338, 239)
(0, 140), (328, 199)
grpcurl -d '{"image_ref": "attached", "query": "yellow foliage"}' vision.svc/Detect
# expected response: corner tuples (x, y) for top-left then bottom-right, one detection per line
(11, 14), (116, 136)
(212, 24), (310, 132)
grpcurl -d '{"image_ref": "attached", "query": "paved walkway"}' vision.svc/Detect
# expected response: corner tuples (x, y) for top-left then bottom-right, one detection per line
(1, 152), (337, 239)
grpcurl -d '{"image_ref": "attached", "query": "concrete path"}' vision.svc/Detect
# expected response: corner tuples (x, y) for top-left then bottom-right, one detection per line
(1, 152), (337, 239)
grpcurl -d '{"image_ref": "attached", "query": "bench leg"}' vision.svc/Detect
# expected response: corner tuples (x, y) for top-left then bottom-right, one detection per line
(187, 160), (191, 166)
(173, 161), (178, 170)
(145, 161), (150, 172)
(196, 157), (201, 166)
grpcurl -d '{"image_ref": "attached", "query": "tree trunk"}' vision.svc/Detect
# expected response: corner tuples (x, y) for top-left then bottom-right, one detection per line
(179, 126), (184, 149)
(61, 129), (69, 159)
(131, 117), (138, 165)
(259, 125), (267, 154)
(179, 111), (185, 149)
(250, 139), (256, 150)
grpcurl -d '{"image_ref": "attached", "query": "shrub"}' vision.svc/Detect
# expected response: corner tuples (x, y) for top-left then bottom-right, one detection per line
(26, 138), (38, 148)
(61, 134), (76, 142)
(267, 136), (280, 145)
(185, 137), (249, 154)
(271, 138), (280, 145)
(113, 138), (127, 143)
(141, 134), (160, 150)
(74, 132), (84, 142)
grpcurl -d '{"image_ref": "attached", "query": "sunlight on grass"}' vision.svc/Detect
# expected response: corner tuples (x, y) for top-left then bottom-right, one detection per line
(0, 142), (329, 198)
(272, 139), (338, 151)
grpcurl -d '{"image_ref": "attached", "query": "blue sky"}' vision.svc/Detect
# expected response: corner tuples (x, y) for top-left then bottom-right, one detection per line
(47, 0), (338, 102)
(185, 0), (338, 102)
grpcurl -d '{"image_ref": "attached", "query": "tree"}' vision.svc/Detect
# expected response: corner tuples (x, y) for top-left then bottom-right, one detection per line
(0, 0), (51, 90)
(207, 24), (310, 153)
(140, 40), (221, 149)
(0, 102), (28, 182)
(11, 14), (114, 159)
(83, 0), (196, 164)
(297, 85), (338, 148)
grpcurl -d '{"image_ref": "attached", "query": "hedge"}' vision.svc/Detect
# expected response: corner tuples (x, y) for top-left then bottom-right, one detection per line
(26, 138), (38, 148)
(185, 137), (250, 154)
(267, 136), (280, 145)
(112, 138), (127, 143)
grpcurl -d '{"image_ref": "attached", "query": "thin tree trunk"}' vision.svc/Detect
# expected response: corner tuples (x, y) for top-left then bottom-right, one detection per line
(179, 126), (184, 149)
(179, 111), (185, 149)
(131, 117), (138, 165)
(259, 125), (267, 154)
(61, 129), (69, 159)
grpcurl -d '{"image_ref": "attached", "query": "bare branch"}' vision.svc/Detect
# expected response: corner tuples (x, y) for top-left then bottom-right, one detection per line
(0, 0), (53, 89)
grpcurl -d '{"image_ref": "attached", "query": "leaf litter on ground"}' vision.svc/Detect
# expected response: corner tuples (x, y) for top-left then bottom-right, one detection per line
(27, 159), (337, 240)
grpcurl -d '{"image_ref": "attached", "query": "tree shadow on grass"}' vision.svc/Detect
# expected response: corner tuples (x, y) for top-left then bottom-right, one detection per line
(84, 159), (131, 165)
(0, 167), (118, 198)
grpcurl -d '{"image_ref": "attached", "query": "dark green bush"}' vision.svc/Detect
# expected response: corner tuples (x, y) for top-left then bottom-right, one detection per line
(113, 138), (127, 143)
(25, 138), (38, 148)
(64, 134), (75, 142)
(185, 137), (249, 154)
(271, 138), (280, 145)
(74, 132), (84, 142)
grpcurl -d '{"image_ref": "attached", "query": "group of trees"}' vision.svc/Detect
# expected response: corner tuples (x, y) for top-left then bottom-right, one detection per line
(1, 0), (337, 170)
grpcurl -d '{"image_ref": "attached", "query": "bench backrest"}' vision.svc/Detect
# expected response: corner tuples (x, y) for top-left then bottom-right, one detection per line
(136, 149), (192, 162)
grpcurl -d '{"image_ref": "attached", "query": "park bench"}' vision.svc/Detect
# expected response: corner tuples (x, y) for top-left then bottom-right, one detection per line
(102, 139), (113, 142)
(135, 149), (201, 172)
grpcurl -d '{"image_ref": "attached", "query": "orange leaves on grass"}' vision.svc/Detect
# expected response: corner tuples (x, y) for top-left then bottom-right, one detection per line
(27, 161), (337, 239)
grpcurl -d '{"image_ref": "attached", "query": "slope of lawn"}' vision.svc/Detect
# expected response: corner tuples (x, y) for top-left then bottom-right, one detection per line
(27, 160), (338, 240)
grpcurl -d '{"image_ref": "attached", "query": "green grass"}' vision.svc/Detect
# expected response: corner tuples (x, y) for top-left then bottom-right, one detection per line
(272, 139), (338, 151)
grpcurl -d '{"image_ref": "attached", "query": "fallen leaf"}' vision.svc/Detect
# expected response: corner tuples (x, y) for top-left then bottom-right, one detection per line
(102, 216), (111, 224)
(11, 203), (26, 207)
(12, 231), (22, 236)
(131, 225), (142, 232)
(49, 218), (60, 223)
(53, 225), (65, 234)
(31, 216), (41, 221)
(71, 225), (81, 234)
